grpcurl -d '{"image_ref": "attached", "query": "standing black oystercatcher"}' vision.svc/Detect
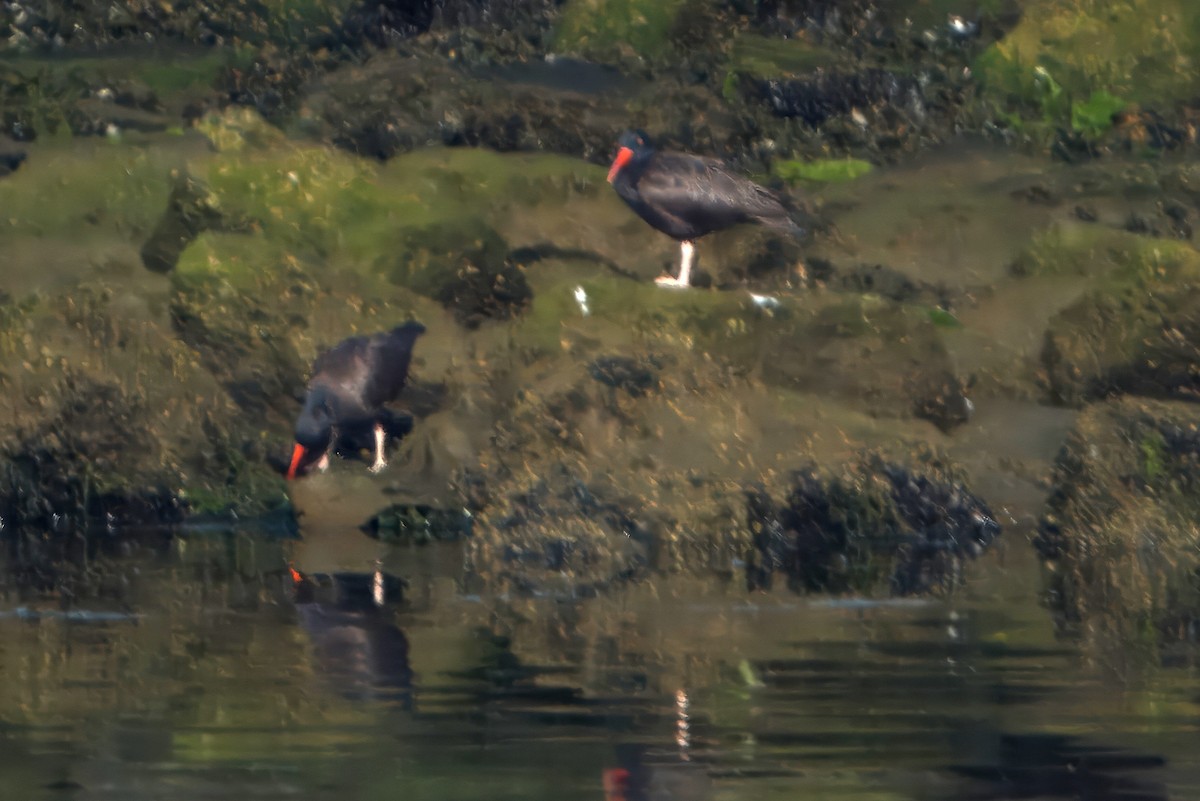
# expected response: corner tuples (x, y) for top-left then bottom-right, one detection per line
(607, 130), (805, 288)
(287, 321), (426, 480)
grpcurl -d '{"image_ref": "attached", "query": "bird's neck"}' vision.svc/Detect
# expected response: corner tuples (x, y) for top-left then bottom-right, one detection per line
(305, 385), (337, 416)
(612, 158), (650, 201)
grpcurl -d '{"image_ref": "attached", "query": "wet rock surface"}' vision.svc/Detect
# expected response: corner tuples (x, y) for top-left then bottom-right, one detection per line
(1037, 232), (1200, 406)
(0, 372), (182, 530)
(9, 8), (1200, 801)
(7, 1), (1200, 616)
(1035, 397), (1200, 643)
(294, 49), (741, 165)
(746, 458), (1001, 596)
(0, 125), (1129, 601)
(140, 171), (235, 273)
(330, 0), (561, 53)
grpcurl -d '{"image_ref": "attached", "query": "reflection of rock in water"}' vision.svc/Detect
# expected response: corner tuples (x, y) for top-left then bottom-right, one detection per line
(948, 733), (1167, 801)
(290, 569), (412, 705)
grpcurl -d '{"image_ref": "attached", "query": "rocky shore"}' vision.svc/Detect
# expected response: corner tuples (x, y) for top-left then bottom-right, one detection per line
(3, 0), (1200, 650)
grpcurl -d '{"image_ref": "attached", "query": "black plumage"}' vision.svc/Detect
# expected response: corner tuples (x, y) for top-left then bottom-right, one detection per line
(287, 321), (425, 479)
(607, 130), (804, 287)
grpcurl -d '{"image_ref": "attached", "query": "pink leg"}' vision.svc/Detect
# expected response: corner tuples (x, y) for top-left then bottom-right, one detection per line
(368, 423), (387, 473)
(655, 241), (695, 289)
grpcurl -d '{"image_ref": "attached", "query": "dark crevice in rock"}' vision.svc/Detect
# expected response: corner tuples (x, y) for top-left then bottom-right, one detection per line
(746, 459), (1000, 596)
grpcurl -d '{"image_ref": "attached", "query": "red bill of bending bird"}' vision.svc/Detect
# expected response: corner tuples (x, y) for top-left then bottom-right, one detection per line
(286, 321), (425, 480)
(606, 129), (805, 288)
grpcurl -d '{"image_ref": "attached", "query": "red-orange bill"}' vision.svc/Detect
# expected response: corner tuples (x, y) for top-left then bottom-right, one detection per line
(607, 147), (633, 183)
(286, 443), (307, 480)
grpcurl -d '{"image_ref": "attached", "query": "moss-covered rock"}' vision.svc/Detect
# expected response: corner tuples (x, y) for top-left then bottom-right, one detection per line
(0, 49), (257, 144)
(0, 281), (291, 524)
(747, 456), (1001, 596)
(140, 170), (237, 273)
(552, 0), (696, 65)
(436, 259), (993, 596)
(725, 33), (835, 83)
(192, 117), (629, 323)
(755, 294), (971, 426)
(385, 217), (531, 327)
(1035, 396), (1200, 645)
(329, 0), (559, 53)
(774, 157), (873, 185)
(168, 235), (312, 421)
(1011, 222), (1179, 278)
(977, 0), (1200, 139)
(1037, 231), (1200, 405)
(0, 0), (350, 51)
(198, 112), (608, 265)
(518, 275), (970, 426)
(296, 47), (759, 167)
(296, 50), (622, 161)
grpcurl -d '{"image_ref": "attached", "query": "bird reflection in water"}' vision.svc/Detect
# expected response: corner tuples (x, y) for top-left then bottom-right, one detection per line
(600, 688), (709, 801)
(602, 741), (711, 801)
(289, 563), (413, 707)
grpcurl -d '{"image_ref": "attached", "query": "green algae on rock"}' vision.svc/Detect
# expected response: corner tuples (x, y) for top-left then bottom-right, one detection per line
(519, 274), (970, 428)
(141, 170), (235, 273)
(1010, 223), (1166, 278)
(1037, 231), (1200, 405)
(773, 157), (873, 185)
(977, 0), (1199, 135)
(448, 293), (995, 597)
(0, 281), (292, 526)
(553, 0), (691, 64)
(1036, 396), (1200, 646)
(727, 33), (835, 81)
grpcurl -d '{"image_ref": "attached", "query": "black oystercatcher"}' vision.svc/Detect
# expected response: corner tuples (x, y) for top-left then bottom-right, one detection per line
(607, 130), (805, 288)
(287, 321), (426, 480)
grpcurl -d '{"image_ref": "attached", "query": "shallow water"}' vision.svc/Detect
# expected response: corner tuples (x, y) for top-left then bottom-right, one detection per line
(1, 526), (1197, 801)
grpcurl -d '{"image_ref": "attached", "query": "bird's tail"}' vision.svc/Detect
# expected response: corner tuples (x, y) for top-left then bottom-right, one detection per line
(758, 211), (808, 240)
(753, 188), (812, 240)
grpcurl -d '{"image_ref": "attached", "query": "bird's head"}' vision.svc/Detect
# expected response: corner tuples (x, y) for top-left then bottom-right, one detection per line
(287, 387), (336, 480)
(608, 129), (653, 183)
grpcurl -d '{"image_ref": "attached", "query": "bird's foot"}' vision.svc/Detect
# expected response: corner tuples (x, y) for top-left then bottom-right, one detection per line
(654, 275), (691, 289)
(369, 458), (387, 474)
(316, 454), (330, 472)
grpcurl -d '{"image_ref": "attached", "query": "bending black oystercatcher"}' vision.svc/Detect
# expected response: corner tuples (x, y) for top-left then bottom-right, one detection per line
(602, 743), (711, 801)
(607, 130), (805, 288)
(287, 321), (426, 480)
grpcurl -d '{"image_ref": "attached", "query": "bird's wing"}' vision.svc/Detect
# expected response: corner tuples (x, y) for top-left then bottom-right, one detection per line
(311, 336), (373, 401)
(363, 322), (426, 408)
(636, 152), (793, 227)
